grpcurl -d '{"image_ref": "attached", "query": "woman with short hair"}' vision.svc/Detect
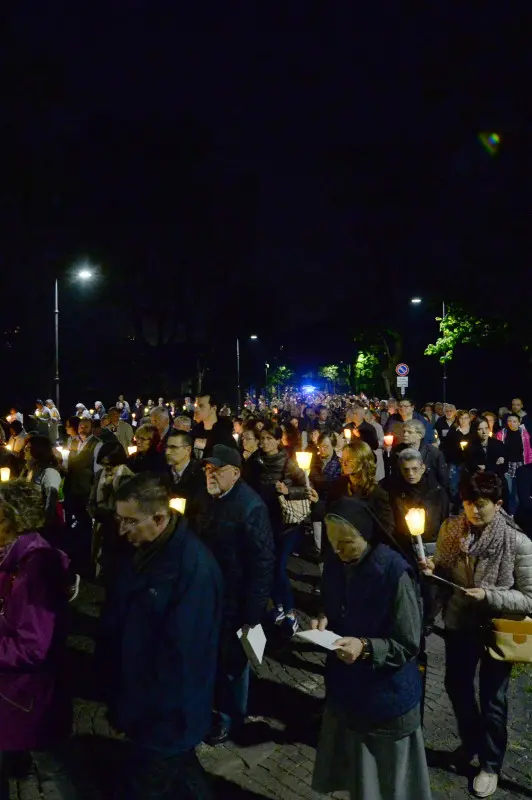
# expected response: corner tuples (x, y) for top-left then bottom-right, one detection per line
(0, 481), (78, 798)
(127, 423), (162, 474)
(424, 470), (532, 797)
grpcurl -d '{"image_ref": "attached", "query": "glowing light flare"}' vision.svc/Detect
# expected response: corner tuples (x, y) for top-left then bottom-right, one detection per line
(343, 428), (352, 442)
(0, 468), (10, 482)
(384, 434), (394, 448)
(478, 132), (501, 156)
(128, 446), (138, 455)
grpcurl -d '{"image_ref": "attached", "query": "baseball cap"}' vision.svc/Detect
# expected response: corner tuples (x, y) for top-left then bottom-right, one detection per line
(203, 444), (241, 469)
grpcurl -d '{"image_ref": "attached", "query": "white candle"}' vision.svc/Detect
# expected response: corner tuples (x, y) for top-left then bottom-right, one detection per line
(405, 508), (426, 561)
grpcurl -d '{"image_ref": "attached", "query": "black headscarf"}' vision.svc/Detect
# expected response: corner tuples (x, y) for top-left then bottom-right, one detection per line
(326, 497), (376, 542)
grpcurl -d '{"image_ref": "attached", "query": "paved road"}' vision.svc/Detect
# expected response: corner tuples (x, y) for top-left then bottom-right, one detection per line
(8, 552), (532, 798)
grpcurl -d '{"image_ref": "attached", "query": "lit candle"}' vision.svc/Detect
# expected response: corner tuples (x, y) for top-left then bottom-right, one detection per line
(295, 451), (313, 489)
(165, 403), (170, 407)
(384, 434), (394, 448)
(0, 467), (10, 482)
(128, 445), (138, 456)
(343, 428), (352, 442)
(5, 444), (12, 451)
(460, 441), (468, 450)
(35, 410), (41, 417)
(89, 409), (95, 415)
(183, 405), (187, 411)
(405, 508), (426, 561)
(132, 413), (136, 420)
(144, 407), (149, 415)
(233, 433), (239, 443)
(58, 448), (69, 460)
(169, 497), (186, 514)
(6, 415), (12, 424)
(488, 431), (493, 438)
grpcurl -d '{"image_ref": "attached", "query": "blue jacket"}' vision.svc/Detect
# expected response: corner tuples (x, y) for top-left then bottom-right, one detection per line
(323, 542), (421, 721)
(198, 480), (275, 631)
(96, 516), (223, 755)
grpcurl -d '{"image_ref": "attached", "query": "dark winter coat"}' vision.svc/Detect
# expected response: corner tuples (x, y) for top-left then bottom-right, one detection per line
(198, 480), (275, 632)
(388, 475), (450, 558)
(245, 449), (308, 533)
(96, 515), (223, 755)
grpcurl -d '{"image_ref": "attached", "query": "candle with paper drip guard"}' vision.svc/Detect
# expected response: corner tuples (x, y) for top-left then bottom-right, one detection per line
(383, 434), (394, 451)
(5, 443), (12, 452)
(295, 451), (313, 489)
(233, 433), (239, 443)
(169, 497), (186, 514)
(405, 508), (426, 562)
(128, 445), (138, 456)
(460, 441), (468, 450)
(0, 467), (10, 482)
(343, 428), (352, 443)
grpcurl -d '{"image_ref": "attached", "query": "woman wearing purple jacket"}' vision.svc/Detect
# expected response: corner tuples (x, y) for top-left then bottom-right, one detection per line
(0, 481), (77, 798)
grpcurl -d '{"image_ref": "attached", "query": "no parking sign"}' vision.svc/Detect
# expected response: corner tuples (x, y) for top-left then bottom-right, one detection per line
(395, 363), (409, 377)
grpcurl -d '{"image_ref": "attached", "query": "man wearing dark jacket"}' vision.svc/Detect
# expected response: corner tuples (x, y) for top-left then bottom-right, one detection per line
(166, 430), (206, 531)
(388, 448), (449, 559)
(345, 402), (379, 451)
(386, 398), (434, 446)
(193, 392), (238, 458)
(97, 473), (222, 799)
(199, 445), (275, 745)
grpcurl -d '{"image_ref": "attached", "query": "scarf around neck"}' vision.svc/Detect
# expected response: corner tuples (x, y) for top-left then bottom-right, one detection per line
(437, 509), (518, 589)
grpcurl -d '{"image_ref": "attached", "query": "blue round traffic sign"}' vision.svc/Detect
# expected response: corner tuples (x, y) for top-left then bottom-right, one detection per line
(395, 363), (409, 377)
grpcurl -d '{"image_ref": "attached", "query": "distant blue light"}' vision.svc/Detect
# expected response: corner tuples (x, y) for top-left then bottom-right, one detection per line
(301, 385), (316, 394)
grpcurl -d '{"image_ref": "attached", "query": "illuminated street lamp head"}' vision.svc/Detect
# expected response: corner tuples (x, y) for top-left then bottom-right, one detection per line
(77, 269), (93, 280)
(410, 297), (422, 305)
(250, 334), (258, 340)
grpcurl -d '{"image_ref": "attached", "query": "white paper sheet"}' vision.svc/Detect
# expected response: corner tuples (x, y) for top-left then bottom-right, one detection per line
(295, 628), (342, 651)
(237, 624), (267, 667)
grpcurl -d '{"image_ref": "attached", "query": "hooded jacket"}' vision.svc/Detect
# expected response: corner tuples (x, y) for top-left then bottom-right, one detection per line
(0, 533), (71, 750)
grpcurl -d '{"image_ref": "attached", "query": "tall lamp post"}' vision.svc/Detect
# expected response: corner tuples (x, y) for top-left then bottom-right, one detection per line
(410, 297), (447, 403)
(55, 266), (94, 410)
(236, 334), (258, 412)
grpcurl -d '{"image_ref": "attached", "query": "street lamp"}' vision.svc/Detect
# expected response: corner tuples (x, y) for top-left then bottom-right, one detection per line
(54, 264), (96, 410)
(236, 335), (259, 412)
(410, 297), (447, 403)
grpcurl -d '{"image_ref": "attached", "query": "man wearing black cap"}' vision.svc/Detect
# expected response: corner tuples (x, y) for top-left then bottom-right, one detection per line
(200, 445), (275, 745)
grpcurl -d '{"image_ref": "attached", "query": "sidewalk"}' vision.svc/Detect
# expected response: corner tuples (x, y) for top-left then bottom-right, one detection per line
(9, 553), (532, 798)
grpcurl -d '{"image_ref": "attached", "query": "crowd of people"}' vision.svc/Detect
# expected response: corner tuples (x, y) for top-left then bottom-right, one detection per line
(0, 389), (531, 798)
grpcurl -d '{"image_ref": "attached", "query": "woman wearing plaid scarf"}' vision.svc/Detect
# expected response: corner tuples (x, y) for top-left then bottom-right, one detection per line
(423, 470), (532, 798)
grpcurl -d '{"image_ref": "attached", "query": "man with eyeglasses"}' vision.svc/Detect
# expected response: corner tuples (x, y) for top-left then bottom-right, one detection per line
(96, 473), (222, 799)
(166, 431), (204, 529)
(386, 397), (433, 447)
(198, 445), (275, 746)
(389, 448), (449, 561)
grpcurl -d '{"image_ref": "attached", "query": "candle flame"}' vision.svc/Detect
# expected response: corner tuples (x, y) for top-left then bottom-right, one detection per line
(169, 497), (186, 514)
(295, 451), (313, 472)
(405, 507), (425, 537)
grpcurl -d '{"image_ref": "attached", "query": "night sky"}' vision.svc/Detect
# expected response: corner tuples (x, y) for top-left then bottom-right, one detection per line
(1, 6), (528, 411)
